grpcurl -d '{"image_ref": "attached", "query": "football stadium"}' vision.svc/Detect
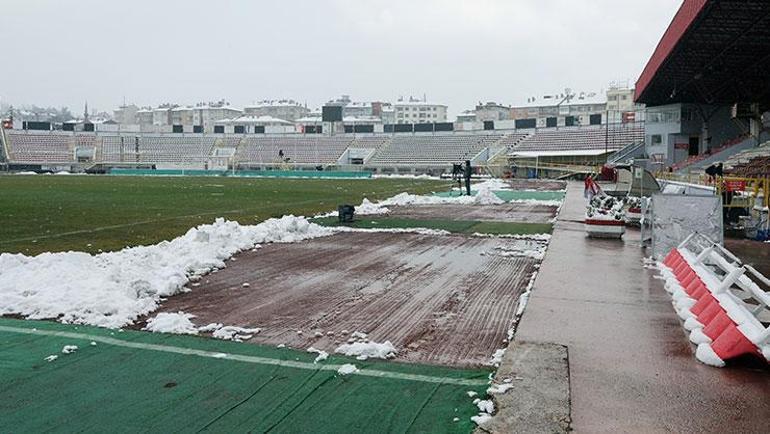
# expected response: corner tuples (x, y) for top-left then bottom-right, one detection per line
(1, 1), (769, 433)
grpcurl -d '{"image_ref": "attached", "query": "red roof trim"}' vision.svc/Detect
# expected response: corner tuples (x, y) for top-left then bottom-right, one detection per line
(634, 0), (709, 102)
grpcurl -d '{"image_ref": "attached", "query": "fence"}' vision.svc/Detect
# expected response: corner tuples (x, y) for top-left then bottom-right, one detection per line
(659, 232), (770, 367)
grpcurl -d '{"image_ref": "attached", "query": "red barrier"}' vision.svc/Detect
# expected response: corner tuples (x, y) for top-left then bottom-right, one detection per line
(690, 294), (716, 316)
(663, 249), (677, 266)
(681, 270), (698, 288)
(684, 278), (704, 296)
(675, 265), (693, 281)
(702, 311), (734, 341)
(690, 284), (708, 301)
(696, 302), (724, 325)
(710, 324), (760, 361)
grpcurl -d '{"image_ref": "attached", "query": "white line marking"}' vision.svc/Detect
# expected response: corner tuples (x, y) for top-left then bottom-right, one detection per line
(0, 325), (488, 387)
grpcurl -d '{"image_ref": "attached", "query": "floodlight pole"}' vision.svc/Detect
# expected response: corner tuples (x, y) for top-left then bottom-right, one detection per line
(605, 108), (609, 164)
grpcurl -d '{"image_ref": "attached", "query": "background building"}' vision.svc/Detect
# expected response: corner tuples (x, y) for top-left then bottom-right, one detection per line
(113, 104), (138, 125)
(394, 97), (447, 124)
(243, 100), (309, 122)
(475, 102), (511, 122)
(510, 89), (607, 128)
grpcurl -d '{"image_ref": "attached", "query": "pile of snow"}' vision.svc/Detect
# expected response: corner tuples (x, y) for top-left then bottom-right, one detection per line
(307, 347), (329, 363)
(0, 216), (334, 328)
(14, 171), (37, 175)
(476, 399), (495, 414)
(334, 331), (397, 360)
(488, 348), (506, 367)
(510, 199), (563, 207)
(316, 198), (391, 218)
(61, 345), (78, 354)
(490, 243), (547, 260)
(144, 312), (199, 335)
(44, 355), (58, 362)
(471, 413), (492, 425)
(470, 398), (496, 426)
(211, 325), (261, 342)
(379, 190), (503, 207)
(474, 188), (506, 205)
(487, 383), (514, 394)
(337, 363), (359, 375)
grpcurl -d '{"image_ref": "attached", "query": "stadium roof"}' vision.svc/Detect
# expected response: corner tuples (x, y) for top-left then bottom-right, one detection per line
(635, 0), (770, 106)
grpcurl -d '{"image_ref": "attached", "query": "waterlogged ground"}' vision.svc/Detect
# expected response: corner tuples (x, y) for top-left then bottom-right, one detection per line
(0, 175), (447, 255)
(144, 231), (543, 367)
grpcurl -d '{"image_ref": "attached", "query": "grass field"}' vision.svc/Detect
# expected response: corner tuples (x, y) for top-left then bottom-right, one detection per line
(0, 175), (448, 255)
(312, 216), (553, 235)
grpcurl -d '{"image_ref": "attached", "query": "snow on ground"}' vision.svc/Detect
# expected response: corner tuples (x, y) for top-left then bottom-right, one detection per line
(307, 347), (329, 363)
(14, 171), (37, 175)
(44, 355), (58, 362)
(487, 383), (515, 394)
(371, 174), (437, 180)
(510, 199), (563, 207)
(490, 244), (547, 260)
(143, 313), (260, 341)
(471, 413), (493, 425)
(318, 179), (524, 218)
(143, 312), (199, 334)
(0, 216), (334, 328)
(335, 332), (397, 360)
(488, 349), (506, 367)
(0, 178), (558, 333)
(61, 345), (78, 354)
(211, 325), (261, 342)
(379, 189), (503, 207)
(337, 363), (359, 375)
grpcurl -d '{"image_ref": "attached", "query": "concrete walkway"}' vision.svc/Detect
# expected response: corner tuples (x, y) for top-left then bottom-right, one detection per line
(499, 181), (769, 433)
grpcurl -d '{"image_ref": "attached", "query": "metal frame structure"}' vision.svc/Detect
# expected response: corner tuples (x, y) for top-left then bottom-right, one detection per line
(636, 0), (770, 106)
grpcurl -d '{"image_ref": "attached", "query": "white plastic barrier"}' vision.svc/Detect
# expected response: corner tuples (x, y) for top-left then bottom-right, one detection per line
(658, 232), (770, 367)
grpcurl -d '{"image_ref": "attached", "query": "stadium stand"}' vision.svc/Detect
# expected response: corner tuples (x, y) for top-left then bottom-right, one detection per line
(236, 136), (352, 165)
(349, 135), (391, 149)
(369, 133), (503, 165)
(100, 135), (214, 166)
(497, 132), (533, 149)
(136, 136), (215, 165)
(671, 134), (755, 171)
(7, 132), (73, 163)
(510, 124), (644, 152)
(724, 140), (770, 178)
(3, 125), (645, 171)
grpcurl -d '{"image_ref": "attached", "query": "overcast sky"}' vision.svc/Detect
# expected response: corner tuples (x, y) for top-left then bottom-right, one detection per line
(1, 0), (681, 116)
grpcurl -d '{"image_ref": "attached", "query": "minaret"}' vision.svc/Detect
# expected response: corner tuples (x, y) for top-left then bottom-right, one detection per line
(84, 101), (89, 123)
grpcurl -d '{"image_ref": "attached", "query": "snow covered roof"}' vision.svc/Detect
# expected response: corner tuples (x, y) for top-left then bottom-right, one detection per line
(216, 115), (292, 125)
(394, 101), (447, 107)
(509, 149), (610, 158)
(514, 92), (607, 109)
(295, 116), (322, 123)
(245, 100), (304, 109)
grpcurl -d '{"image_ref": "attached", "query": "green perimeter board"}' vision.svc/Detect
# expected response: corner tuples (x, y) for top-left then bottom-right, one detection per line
(433, 190), (565, 202)
(0, 318), (491, 433)
(109, 169), (373, 179)
(0, 176), (448, 255)
(313, 216), (553, 235)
